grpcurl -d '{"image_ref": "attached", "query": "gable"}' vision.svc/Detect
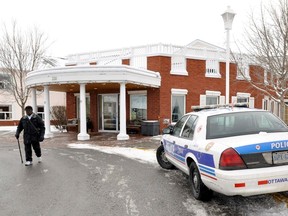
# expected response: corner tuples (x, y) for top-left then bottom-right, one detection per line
(186, 39), (225, 51)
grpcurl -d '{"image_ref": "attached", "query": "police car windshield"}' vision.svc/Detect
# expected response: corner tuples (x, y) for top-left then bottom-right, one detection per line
(206, 111), (288, 139)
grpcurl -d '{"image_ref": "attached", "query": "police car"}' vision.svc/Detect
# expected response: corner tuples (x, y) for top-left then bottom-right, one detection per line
(156, 104), (288, 201)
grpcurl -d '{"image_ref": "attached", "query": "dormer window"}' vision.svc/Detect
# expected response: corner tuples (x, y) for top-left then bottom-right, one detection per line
(205, 59), (220, 78)
(236, 55), (251, 80)
(170, 55), (188, 76)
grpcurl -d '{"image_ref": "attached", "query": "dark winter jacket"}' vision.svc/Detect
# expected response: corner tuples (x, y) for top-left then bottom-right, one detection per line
(16, 113), (45, 144)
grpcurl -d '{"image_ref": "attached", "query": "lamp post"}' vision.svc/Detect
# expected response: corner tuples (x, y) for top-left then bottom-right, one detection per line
(222, 6), (236, 104)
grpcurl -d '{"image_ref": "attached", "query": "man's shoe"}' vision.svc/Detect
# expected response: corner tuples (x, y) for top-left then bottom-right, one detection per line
(38, 157), (42, 163)
(25, 161), (32, 166)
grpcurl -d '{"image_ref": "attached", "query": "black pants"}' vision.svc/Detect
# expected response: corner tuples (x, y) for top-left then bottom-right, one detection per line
(24, 141), (41, 162)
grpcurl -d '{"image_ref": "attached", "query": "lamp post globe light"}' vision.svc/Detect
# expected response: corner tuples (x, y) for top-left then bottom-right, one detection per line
(222, 6), (236, 104)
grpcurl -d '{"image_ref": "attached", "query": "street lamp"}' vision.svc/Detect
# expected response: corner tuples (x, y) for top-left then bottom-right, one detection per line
(222, 6), (236, 104)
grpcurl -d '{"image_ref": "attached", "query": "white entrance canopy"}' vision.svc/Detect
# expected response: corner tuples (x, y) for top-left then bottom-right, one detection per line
(26, 65), (161, 141)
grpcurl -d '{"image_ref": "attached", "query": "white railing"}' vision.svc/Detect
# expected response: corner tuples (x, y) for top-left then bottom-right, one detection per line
(66, 43), (228, 73)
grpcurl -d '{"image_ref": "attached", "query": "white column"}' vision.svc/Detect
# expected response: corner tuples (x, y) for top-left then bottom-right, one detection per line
(117, 82), (129, 140)
(77, 83), (90, 140)
(31, 88), (37, 112)
(44, 86), (53, 138)
(225, 29), (230, 104)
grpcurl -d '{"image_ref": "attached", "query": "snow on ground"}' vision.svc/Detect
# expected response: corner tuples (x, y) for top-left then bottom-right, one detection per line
(0, 126), (62, 132)
(0, 126), (17, 131)
(68, 143), (157, 165)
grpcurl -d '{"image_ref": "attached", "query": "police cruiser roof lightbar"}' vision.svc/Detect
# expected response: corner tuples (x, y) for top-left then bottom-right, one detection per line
(191, 103), (249, 112)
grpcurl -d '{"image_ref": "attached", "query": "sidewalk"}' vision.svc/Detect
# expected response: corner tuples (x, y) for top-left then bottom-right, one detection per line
(45, 131), (161, 150)
(1, 126), (161, 150)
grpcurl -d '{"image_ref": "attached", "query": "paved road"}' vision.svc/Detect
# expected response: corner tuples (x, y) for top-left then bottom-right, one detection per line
(1, 131), (288, 216)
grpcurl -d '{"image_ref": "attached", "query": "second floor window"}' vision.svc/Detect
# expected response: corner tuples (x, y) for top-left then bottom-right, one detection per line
(206, 59), (220, 78)
(206, 95), (219, 105)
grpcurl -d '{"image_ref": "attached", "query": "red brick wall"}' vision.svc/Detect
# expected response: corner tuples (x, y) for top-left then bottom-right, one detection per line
(90, 91), (97, 132)
(0, 120), (19, 126)
(147, 56), (170, 129)
(147, 56), (265, 130)
(147, 88), (160, 120)
(66, 92), (76, 119)
(122, 59), (130, 65)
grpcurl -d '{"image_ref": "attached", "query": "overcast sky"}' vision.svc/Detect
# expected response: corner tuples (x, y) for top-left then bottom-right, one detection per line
(0, 0), (271, 58)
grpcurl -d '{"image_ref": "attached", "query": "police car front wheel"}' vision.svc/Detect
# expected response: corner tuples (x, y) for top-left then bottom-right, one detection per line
(189, 162), (213, 201)
(156, 145), (175, 169)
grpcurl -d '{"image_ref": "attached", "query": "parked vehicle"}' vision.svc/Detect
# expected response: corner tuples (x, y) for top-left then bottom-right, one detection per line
(157, 104), (288, 201)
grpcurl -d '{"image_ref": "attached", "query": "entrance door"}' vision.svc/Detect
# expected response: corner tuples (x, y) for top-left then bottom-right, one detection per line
(100, 94), (119, 131)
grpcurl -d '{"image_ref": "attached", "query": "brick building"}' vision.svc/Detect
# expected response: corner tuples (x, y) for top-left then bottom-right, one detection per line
(26, 40), (275, 140)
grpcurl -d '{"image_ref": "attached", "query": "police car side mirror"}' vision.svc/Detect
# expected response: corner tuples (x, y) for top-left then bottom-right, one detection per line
(162, 128), (172, 134)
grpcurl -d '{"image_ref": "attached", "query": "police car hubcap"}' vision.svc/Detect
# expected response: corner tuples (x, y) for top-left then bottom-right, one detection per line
(193, 175), (199, 189)
(161, 152), (169, 163)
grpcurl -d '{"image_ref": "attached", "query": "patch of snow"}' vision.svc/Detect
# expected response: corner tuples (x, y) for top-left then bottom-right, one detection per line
(68, 144), (157, 164)
(0, 125), (60, 132)
(183, 198), (207, 215)
(0, 126), (17, 131)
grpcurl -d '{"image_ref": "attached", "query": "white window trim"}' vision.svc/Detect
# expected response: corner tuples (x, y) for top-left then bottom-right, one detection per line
(236, 92), (251, 98)
(171, 88), (188, 95)
(74, 93), (90, 97)
(205, 90), (221, 96)
(128, 90), (147, 95)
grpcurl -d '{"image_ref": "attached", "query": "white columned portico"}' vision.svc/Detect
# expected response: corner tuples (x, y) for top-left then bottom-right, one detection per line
(77, 83), (90, 141)
(31, 88), (37, 112)
(43, 86), (53, 138)
(117, 82), (129, 140)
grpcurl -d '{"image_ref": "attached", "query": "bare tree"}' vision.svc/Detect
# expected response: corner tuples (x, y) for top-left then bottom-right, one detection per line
(0, 21), (56, 116)
(51, 106), (67, 132)
(235, 0), (288, 120)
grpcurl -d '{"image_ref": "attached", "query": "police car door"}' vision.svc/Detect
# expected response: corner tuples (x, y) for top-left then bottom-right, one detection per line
(176, 115), (199, 173)
(167, 115), (190, 171)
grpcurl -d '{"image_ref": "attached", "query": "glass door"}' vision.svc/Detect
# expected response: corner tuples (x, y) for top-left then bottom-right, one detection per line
(99, 94), (119, 131)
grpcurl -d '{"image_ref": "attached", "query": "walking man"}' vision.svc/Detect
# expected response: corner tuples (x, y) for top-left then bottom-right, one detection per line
(15, 106), (45, 166)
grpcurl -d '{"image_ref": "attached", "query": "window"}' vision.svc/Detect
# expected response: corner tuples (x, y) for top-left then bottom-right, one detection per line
(0, 105), (12, 120)
(237, 97), (248, 103)
(236, 55), (250, 80)
(200, 91), (224, 106)
(232, 93), (254, 108)
(205, 59), (220, 78)
(172, 115), (189, 137)
(206, 111), (288, 139)
(237, 63), (250, 79)
(206, 95), (218, 105)
(130, 94), (147, 120)
(172, 95), (185, 122)
(171, 89), (187, 123)
(0, 73), (10, 90)
(37, 106), (44, 119)
(170, 55), (188, 76)
(181, 115), (198, 139)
